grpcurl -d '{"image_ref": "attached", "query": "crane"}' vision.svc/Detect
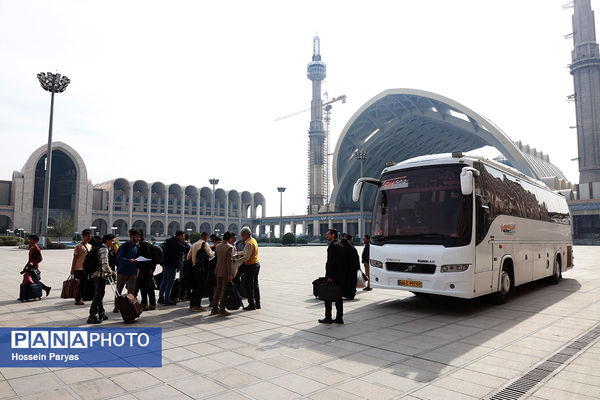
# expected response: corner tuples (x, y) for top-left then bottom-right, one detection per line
(274, 94), (347, 122)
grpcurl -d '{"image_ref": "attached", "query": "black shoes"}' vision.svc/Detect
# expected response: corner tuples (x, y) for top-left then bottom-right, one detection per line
(363, 287), (372, 291)
(45, 287), (51, 296)
(244, 304), (257, 311)
(87, 316), (102, 324)
(256, 303), (261, 309)
(318, 317), (333, 324)
(333, 318), (344, 324)
(99, 314), (108, 321)
(164, 301), (177, 306)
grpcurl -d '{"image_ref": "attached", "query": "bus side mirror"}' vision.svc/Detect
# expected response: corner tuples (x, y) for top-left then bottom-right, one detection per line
(352, 181), (364, 203)
(460, 170), (474, 195)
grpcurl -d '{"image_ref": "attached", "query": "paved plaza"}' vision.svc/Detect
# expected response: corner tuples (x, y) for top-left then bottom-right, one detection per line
(0, 245), (599, 400)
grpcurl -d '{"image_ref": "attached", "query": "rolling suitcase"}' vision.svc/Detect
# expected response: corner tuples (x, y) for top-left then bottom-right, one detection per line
(19, 282), (43, 302)
(108, 277), (142, 323)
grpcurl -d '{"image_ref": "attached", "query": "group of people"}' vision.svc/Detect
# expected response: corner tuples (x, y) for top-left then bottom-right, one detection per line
(19, 226), (262, 324)
(319, 229), (372, 325)
(21, 227), (372, 326)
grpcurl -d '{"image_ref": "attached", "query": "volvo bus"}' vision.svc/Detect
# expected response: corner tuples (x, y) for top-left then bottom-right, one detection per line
(353, 153), (573, 303)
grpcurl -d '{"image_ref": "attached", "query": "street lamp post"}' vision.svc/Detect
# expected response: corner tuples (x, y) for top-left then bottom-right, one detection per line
(209, 178), (219, 233)
(355, 150), (368, 240)
(36, 72), (70, 246)
(277, 187), (286, 238)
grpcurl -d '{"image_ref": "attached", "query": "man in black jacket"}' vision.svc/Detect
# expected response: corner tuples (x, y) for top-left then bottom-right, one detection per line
(340, 234), (360, 300)
(320, 229), (345, 324)
(158, 230), (189, 305)
(362, 235), (372, 291)
(137, 230), (157, 311)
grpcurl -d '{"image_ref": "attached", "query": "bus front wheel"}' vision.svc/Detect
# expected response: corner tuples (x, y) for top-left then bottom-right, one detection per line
(492, 265), (513, 305)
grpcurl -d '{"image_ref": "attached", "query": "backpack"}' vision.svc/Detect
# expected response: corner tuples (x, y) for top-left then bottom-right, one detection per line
(195, 241), (210, 269)
(83, 246), (101, 274)
(150, 244), (163, 264)
(159, 241), (168, 267)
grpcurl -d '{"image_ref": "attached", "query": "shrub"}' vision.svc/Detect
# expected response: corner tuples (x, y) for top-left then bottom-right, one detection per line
(46, 242), (67, 249)
(297, 237), (307, 244)
(282, 232), (296, 245)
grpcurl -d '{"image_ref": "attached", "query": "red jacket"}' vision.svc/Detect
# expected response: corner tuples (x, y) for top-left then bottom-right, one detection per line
(28, 245), (43, 269)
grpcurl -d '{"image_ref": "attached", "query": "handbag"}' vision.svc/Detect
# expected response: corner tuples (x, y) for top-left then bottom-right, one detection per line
(356, 270), (367, 289)
(61, 275), (80, 299)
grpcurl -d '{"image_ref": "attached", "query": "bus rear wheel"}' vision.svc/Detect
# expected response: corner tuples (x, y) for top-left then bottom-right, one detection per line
(491, 265), (513, 305)
(548, 257), (562, 285)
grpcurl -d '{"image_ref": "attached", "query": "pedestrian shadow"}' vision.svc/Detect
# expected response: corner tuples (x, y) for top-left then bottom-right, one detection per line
(258, 277), (583, 386)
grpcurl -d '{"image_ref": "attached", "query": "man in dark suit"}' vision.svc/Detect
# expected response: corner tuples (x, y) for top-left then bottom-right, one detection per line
(319, 228), (345, 324)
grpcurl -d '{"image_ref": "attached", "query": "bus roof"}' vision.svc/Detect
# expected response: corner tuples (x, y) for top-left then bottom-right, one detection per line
(382, 153), (551, 191)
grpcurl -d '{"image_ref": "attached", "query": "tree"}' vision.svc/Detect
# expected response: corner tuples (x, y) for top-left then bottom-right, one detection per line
(282, 232), (296, 246)
(48, 214), (74, 243)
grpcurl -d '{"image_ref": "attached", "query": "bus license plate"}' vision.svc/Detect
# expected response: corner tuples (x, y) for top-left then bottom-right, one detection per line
(399, 280), (422, 288)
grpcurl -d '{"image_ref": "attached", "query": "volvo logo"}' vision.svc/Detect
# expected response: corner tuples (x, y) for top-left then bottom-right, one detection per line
(406, 265), (416, 272)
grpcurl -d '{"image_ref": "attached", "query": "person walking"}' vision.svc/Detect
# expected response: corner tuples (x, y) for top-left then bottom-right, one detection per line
(362, 234), (372, 291)
(113, 229), (140, 313)
(186, 231), (214, 311)
(19, 234), (51, 299)
(210, 232), (236, 317)
(71, 229), (92, 305)
(236, 227), (261, 310)
(207, 235), (221, 303)
(158, 230), (189, 306)
(87, 234), (116, 324)
(319, 228), (345, 324)
(137, 231), (157, 311)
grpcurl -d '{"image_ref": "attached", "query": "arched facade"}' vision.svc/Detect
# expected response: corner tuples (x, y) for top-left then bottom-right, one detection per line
(2, 142), (265, 238)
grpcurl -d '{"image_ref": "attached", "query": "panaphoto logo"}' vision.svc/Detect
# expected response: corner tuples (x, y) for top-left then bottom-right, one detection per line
(11, 330), (150, 349)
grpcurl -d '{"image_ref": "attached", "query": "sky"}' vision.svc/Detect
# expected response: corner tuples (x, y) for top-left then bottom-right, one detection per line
(0, 0), (588, 218)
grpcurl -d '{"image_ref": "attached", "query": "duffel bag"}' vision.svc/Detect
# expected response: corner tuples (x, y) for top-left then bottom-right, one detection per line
(61, 275), (79, 299)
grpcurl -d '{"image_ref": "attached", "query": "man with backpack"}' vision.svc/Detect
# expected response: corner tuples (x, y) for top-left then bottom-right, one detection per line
(137, 231), (159, 311)
(71, 229), (92, 305)
(186, 231), (214, 311)
(158, 230), (189, 306)
(113, 229), (140, 313)
(87, 234), (116, 324)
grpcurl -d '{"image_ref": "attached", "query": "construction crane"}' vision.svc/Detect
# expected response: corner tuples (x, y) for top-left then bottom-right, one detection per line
(274, 94), (347, 122)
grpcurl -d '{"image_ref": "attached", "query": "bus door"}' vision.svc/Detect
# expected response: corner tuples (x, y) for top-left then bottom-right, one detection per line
(474, 238), (494, 296)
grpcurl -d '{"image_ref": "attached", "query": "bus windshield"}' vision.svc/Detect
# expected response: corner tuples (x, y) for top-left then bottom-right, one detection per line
(371, 164), (472, 247)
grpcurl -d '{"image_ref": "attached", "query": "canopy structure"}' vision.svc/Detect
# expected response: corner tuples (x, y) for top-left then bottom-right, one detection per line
(330, 89), (570, 212)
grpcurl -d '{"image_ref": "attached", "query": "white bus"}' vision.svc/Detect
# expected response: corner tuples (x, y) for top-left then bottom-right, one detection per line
(353, 153), (573, 303)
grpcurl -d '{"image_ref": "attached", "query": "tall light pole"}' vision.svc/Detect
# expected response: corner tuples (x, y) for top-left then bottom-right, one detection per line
(355, 150), (368, 240)
(36, 72), (70, 245)
(209, 178), (219, 233)
(277, 187), (286, 238)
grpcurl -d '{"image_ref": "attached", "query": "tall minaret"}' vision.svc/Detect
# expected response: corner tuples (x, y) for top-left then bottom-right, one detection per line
(307, 36), (326, 214)
(571, 0), (600, 196)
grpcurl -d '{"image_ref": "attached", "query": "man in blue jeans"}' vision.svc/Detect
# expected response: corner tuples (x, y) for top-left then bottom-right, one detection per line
(158, 230), (189, 306)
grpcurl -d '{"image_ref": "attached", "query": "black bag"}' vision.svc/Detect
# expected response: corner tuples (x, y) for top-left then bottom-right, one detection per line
(83, 247), (101, 274)
(19, 282), (43, 301)
(150, 244), (163, 264)
(224, 282), (242, 310)
(195, 242), (210, 269)
(316, 281), (342, 302)
(312, 277), (327, 298)
(238, 272), (248, 298)
(171, 278), (185, 302)
(28, 268), (41, 283)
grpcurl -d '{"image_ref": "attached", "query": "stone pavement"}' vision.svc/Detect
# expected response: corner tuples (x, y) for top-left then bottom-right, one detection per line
(0, 245), (599, 400)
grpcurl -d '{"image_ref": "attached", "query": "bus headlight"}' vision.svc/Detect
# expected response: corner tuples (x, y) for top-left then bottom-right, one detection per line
(440, 264), (470, 273)
(370, 259), (383, 268)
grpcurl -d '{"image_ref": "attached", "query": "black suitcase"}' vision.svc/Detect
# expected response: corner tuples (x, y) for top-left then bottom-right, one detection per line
(312, 277), (328, 298)
(172, 278), (185, 301)
(153, 272), (162, 290)
(19, 282), (43, 301)
(225, 282), (242, 311)
(315, 281), (342, 302)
